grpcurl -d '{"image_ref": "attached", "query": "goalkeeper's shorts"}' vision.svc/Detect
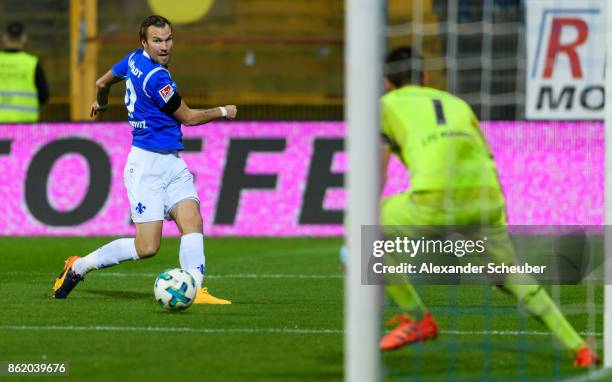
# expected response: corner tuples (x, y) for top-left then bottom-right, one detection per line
(380, 188), (514, 265)
(380, 188), (506, 226)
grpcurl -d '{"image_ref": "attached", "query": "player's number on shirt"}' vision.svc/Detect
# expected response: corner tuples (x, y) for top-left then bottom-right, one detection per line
(125, 78), (137, 113)
(432, 99), (446, 125)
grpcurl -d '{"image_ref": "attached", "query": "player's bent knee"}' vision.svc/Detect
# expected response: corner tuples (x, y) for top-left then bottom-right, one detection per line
(136, 243), (160, 258)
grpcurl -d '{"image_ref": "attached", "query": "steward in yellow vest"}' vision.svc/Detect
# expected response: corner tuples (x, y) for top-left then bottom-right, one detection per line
(0, 22), (48, 123)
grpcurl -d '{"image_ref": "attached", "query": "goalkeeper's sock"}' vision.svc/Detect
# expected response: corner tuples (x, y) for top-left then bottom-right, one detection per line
(502, 284), (585, 352)
(179, 232), (205, 288)
(72, 238), (139, 276)
(385, 284), (428, 321)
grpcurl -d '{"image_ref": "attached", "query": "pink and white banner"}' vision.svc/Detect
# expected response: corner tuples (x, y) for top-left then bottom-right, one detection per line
(0, 121), (603, 236)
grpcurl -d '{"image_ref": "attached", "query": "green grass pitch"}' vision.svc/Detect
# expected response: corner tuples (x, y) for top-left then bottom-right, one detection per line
(0, 237), (605, 381)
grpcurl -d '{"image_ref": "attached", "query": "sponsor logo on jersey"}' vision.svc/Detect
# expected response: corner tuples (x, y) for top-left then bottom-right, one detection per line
(158, 84), (174, 103)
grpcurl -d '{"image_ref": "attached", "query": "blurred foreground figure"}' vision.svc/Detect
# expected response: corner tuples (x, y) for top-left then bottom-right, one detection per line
(344, 46), (598, 367)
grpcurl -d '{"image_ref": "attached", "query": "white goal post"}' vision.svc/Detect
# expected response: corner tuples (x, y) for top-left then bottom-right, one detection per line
(344, 0), (384, 381)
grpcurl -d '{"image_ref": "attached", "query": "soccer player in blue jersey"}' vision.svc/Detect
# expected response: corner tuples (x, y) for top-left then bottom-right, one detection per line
(52, 15), (235, 304)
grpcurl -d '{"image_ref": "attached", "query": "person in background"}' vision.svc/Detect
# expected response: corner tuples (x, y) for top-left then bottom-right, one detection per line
(0, 22), (49, 122)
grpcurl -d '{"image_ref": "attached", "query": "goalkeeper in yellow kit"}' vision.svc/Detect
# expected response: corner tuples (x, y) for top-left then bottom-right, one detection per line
(374, 46), (598, 367)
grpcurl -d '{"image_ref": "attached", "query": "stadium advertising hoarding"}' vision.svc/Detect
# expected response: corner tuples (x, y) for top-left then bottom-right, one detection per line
(0, 121), (602, 236)
(526, 0), (606, 120)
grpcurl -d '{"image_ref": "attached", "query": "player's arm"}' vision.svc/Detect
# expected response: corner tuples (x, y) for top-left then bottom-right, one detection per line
(379, 100), (394, 194)
(90, 70), (124, 118)
(148, 69), (236, 125)
(380, 142), (391, 194)
(468, 107), (495, 159)
(173, 100), (237, 126)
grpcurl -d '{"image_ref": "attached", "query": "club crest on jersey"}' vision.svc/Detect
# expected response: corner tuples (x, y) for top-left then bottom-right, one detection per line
(158, 84), (174, 103)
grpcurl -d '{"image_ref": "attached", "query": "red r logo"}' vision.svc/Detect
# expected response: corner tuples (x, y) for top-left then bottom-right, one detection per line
(543, 17), (588, 79)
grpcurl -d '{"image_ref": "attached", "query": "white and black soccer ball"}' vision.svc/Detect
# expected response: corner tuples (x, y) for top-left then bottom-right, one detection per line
(154, 268), (197, 311)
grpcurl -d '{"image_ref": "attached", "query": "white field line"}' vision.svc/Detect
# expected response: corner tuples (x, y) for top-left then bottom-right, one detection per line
(442, 329), (602, 338)
(0, 325), (341, 335)
(1, 271), (342, 279)
(263, 245), (342, 256)
(0, 325), (601, 338)
(100, 272), (343, 280)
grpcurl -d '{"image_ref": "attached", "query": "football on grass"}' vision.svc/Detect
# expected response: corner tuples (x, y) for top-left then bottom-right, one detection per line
(154, 268), (197, 311)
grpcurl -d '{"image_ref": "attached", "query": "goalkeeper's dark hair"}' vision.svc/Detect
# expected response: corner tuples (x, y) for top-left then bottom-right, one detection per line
(384, 46), (424, 87)
(139, 15), (172, 42)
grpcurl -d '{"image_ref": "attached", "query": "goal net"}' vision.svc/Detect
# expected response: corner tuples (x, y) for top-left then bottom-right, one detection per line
(346, 1), (605, 380)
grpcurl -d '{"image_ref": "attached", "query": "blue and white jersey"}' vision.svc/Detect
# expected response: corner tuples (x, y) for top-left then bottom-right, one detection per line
(112, 49), (183, 151)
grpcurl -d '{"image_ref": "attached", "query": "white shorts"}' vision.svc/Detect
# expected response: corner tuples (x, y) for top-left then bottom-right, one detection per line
(124, 146), (199, 223)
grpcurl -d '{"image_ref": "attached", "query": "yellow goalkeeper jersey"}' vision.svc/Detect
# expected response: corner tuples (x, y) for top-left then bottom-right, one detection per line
(380, 85), (502, 193)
